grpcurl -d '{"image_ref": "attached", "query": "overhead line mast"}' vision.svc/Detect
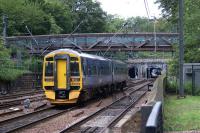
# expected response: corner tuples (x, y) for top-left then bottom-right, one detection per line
(178, 0), (185, 97)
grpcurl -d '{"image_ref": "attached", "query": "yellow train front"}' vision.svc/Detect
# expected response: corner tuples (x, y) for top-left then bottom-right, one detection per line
(42, 49), (128, 105)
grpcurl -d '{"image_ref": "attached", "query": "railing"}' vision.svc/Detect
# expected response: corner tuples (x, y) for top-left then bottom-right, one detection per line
(145, 101), (163, 133)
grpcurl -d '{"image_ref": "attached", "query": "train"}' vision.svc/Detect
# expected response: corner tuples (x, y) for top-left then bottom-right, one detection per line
(42, 49), (128, 105)
(147, 66), (162, 78)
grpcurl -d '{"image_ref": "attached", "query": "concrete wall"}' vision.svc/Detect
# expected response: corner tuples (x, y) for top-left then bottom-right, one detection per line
(147, 73), (166, 104)
(0, 73), (41, 94)
(112, 73), (166, 133)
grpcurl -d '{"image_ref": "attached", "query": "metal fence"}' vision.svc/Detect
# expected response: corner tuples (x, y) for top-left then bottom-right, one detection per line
(184, 64), (200, 95)
(192, 69), (200, 95)
(145, 101), (163, 133)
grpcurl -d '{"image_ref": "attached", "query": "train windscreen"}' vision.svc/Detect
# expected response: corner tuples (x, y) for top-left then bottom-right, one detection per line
(70, 62), (79, 76)
(45, 62), (53, 76)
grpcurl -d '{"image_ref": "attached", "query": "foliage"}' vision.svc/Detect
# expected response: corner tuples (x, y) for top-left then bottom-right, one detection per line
(167, 79), (200, 95)
(137, 51), (172, 59)
(167, 58), (178, 77)
(164, 95), (200, 131)
(105, 15), (125, 32)
(0, 0), (174, 36)
(0, 68), (28, 81)
(23, 57), (43, 72)
(41, 0), (73, 33)
(156, 0), (200, 63)
(0, 0), (53, 35)
(184, 81), (192, 95)
(0, 39), (26, 81)
(66, 0), (107, 33)
(105, 15), (173, 33)
(0, 0), (107, 35)
(166, 77), (177, 93)
(166, 78), (194, 95)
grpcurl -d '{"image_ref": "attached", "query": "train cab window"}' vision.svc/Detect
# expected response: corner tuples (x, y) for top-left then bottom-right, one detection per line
(46, 57), (53, 61)
(45, 62), (53, 76)
(70, 62), (80, 76)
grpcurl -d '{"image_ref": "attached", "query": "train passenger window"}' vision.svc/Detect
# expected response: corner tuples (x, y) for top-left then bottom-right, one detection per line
(86, 59), (97, 76)
(82, 59), (87, 76)
(45, 62), (53, 76)
(91, 62), (97, 75)
(70, 62), (80, 76)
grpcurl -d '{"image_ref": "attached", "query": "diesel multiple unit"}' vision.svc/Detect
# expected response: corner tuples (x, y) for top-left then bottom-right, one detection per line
(43, 49), (128, 104)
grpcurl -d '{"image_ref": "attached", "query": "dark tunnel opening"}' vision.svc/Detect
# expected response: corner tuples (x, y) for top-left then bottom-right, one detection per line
(129, 66), (138, 78)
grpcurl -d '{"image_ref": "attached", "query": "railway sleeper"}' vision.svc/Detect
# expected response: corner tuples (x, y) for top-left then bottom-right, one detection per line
(81, 126), (100, 133)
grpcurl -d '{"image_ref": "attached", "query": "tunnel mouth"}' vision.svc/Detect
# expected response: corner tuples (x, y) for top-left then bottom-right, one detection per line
(129, 66), (138, 78)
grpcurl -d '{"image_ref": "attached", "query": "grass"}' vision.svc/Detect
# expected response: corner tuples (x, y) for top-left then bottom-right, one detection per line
(164, 95), (200, 131)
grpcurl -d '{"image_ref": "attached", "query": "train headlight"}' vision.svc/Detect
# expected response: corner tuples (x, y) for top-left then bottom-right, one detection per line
(44, 86), (53, 90)
(45, 77), (54, 82)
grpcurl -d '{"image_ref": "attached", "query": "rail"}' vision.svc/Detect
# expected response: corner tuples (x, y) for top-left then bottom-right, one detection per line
(145, 101), (163, 133)
(59, 81), (151, 133)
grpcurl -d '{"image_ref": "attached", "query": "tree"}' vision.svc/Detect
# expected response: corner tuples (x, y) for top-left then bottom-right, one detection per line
(65, 0), (107, 33)
(41, 0), (74, 33)
(0, 0), (56, 35)
(105, 15), (125, 32)
(156, 0), (200, 63)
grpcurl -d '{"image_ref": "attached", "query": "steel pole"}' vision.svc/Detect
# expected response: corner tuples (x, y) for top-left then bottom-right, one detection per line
(179, 0), (184, 97)
(2, 15), (7, 46)
(154, 19), (157, 52)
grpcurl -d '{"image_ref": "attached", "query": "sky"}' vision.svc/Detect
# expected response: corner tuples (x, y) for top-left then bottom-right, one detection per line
(96, 0), (162, 19)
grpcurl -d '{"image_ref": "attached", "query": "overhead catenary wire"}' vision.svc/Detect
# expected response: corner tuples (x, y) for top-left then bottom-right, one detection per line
(102, 22), (128, 57)
(60, 20), (84, 48)
(40, 20), (84, 56)
(145, 0), (151, 18)
(144, 0), (150, 19)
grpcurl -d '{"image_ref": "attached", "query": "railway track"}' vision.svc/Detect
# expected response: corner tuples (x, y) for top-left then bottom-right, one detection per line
(0, 106), (75, 133)
(0, 90), (44, 100)
(0, 94), (45, 109)
(59, 81), (151, 133)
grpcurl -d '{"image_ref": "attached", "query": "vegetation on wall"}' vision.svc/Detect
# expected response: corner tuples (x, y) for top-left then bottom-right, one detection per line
(0, 39), (27, 81)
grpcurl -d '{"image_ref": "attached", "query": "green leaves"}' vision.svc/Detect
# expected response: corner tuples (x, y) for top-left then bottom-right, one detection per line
(0, 39), (26, 81)
(157, 0), (200, 63)
(0, 0), (108, 35)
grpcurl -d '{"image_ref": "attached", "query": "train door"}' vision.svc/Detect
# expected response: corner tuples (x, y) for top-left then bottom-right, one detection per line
(54, 55), (70, 99)
(57, 59), (67, 89)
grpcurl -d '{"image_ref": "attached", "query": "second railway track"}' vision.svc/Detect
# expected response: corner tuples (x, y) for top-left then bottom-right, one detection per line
(0, 90), (44, 100)
(0, 106), (75, 133)
(59, 81), (151, 133)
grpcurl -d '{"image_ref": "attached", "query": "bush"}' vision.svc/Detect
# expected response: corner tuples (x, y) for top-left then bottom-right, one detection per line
(0, 68), (28, 81)
(166, 77), (194, 95)
(184, 81), (192, 95)
(166, 77), (177, 93)
(0, 39), (27, 81)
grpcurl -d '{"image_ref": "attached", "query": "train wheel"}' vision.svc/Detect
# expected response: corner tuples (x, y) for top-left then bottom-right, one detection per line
(100, 87), (106, 98)
(120, 83), (124, 92)
(104, 86), (109, 97)
(77, 91), (88, 107)
(109, 85), (114, 95)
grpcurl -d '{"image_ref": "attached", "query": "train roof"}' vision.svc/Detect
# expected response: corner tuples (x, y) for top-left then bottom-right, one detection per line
(46, 49), (109, 61)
